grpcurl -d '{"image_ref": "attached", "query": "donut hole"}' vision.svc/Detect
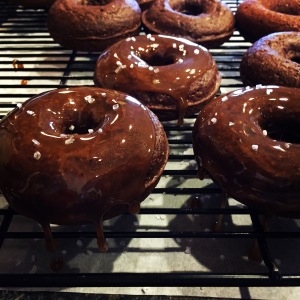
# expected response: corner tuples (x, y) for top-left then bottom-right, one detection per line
(63, 111), (103, 135)
(268, 1), (300, 16)
(263, 118), (300, 144)
(171, 0), (204, 16)
(140, 52), (176, 66)
(77, 0), (112, 6)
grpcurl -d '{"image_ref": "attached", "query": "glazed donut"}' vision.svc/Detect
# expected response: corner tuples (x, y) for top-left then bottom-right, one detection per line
(10, 0), (55, 8)
(47, 0), (141, 52)
(0, 87), (168, 251)
(193, 85), (300, 217)
(236, 0), (300, 42)
(94, 34), (221, 125)
(141, 0), (235, 48)
(240, 32), (300, 88)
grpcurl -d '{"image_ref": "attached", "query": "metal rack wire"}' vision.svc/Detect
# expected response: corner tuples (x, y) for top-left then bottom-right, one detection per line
(1, 0), (300, 288)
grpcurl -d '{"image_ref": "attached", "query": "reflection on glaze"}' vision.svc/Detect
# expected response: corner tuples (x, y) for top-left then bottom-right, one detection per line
(0, 87), (165, 252)
(193, 85), (300, 217)
(94, 34), (220, 126)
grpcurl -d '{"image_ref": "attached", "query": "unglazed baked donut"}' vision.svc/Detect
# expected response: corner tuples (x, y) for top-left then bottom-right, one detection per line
(193, 85), (300, 217)
(240, 32), (300, 88)
(141, 0), (235, 48)
(0, 87), (168, 251)
(94, 34), (221, 125)
(47, 0), (141, 52)
(236, 0), (300, 42)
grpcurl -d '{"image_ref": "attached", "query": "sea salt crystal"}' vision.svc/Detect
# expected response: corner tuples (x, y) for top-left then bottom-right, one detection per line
(252, 144), (259, 151)
(65, 136), (75, 145)
(211, 117), (217, 124)
(84, 95), (95, 104)
(27, 110), (35, 115)
(194, 49), (200, 54)
(32, 139), (40, 145)
(33, 151), (41, 160)
(266, 88), (273, 95)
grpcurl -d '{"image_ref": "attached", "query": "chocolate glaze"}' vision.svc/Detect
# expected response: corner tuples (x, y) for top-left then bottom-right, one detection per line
(0, 87), (169, 251)
(193, 86), (300, 217)
(94, 34), (221, 125)
(236, 0), (300, 42)
(141, 0), (235, 48)
(240, 32), (300, 88)
(47, 0), (141, 52)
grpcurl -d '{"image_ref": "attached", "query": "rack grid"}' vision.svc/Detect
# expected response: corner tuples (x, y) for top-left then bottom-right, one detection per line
(1, 0), (300, 288)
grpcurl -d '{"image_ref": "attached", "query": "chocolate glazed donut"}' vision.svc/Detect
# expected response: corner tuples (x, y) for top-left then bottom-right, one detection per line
(236, 0), (300, 42)
(240, 32), (300, 88)
(193, 86), (300, 217)
(94, 34), (221, 125)
(0, 87), (168, 252)
(47, 0), (141, 52)
(141, 0), (235, 48)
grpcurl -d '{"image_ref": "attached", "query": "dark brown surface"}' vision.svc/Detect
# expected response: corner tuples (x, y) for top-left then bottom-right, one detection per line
(0, 87), (168, 250)
(193, 85), (300, 217)
(47, 0), (141, 52)
(236, 0), (300, 43)
(94, 34), (221, 125)
(240, 32), (300, 88)
(141, 0), (235, 48)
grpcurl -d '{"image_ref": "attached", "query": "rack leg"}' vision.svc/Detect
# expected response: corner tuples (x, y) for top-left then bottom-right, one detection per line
(248, 215), (271, 262)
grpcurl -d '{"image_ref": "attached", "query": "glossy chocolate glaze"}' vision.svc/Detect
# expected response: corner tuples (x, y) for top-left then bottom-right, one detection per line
(94, 34), (221, 125)
(240, 32), (300, 88)
(141, 0), (235, 48)
(47, 0), (141, 51)
(193, 86), (300, 217)
(0, 87), (168, 251)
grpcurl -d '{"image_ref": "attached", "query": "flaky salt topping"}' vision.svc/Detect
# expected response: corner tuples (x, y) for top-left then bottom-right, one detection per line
(84, 95), (95, 104)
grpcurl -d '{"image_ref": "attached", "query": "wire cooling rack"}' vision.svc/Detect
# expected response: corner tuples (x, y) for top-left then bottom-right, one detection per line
(1, 0), (300, 288)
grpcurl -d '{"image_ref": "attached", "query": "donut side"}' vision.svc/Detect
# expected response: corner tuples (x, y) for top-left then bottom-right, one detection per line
(240, 32), (300, 88)
(236, 0), (300, 42)
(141, 0), (235, 48)
(47, 0), (141, 51)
